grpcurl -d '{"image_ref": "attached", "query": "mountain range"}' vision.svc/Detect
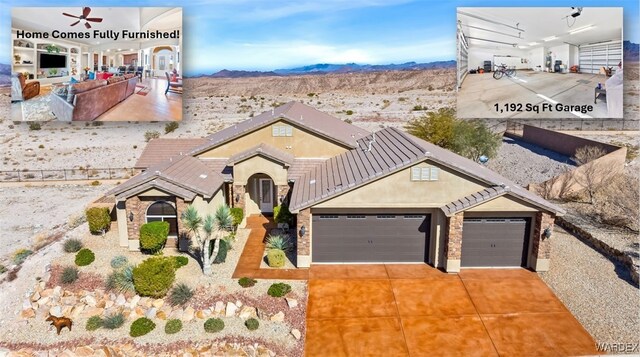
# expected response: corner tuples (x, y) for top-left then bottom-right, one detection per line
(624, 40), (639, 61)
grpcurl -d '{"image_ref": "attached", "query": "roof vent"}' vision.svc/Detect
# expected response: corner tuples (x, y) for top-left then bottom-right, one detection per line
(366, 132), (377, 152)
(199, 174), (208, 179)
(155, 170), (161, 175)
(300, 115), (303, 121)
(271, 108), (275, 116)
(310, 179), (316, 184)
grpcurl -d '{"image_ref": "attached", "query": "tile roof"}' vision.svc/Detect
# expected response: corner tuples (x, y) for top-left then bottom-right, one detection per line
(227, 143), (295, 167)
(189, 102), (370, 155)
(441, 186), (508, 216)
(289, 127), (565, 216)
(135, 138), (208, 169)
(107, 155), (224, 200)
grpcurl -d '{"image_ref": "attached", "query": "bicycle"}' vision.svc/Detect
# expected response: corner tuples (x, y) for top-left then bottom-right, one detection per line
(493, 64), (516, 79)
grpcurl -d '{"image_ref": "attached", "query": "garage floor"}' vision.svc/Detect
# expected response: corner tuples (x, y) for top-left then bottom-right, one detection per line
(306, 264), (598, 356)
(457, 71), (611, 119)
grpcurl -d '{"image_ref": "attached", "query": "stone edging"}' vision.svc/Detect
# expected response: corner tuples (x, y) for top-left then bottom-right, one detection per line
(556, 217), (639, 285)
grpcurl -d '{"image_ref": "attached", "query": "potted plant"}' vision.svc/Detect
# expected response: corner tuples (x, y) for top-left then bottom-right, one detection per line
(46, 44), (60, 53)
(13, 54), (20, 64)
(48, 68), (58, 77)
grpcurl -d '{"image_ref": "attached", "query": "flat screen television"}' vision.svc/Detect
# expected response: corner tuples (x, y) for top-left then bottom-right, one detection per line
(39, 53), (66, 68)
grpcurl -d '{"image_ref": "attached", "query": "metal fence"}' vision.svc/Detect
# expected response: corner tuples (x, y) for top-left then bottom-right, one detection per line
(0, 168), (137, 182)
(490, 118), (640, 134)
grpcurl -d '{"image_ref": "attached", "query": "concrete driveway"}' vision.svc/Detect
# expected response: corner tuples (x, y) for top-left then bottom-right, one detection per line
(306, 264), (598, 356)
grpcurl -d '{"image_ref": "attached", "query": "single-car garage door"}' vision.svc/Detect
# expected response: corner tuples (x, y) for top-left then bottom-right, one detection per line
(461, 218), (530, 267)
(312, 214), (430, 263)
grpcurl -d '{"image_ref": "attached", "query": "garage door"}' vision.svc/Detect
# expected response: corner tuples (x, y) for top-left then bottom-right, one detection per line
(461, 218), (530, 267)
(312, 214), (431, 263)
(579, 41), (622, 74)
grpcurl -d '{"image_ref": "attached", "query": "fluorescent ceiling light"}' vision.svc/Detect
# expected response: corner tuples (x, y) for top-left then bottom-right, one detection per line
(518, 45), (528, 49)
(543, 36), (557, 41)
(569, 26), (594, 35)
(528, 42), (539, 46)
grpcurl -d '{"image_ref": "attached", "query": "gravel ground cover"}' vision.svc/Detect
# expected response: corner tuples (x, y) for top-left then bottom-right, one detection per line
(487, 137), (575, 186)
(539, 227), (640, 348)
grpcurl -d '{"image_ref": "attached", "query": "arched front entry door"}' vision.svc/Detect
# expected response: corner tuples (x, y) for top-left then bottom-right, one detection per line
(146, 201), (178, 237)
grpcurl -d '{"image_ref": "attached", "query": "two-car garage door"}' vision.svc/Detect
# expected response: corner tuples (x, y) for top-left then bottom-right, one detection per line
(312, 214), (431, 263)
(461, 218), (531, 267)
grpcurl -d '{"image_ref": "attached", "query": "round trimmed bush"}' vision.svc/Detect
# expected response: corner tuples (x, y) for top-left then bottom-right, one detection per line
(130, 317), (156, 337)
(75, 249), (95, 266)
(85, 207), (111, 234)
(238, 277), (257, 288)
(230, 207), (244, 226)
(60, 266), (79, 284)
(110, 255), (128, 269)
(165, 319), (183, 334)
(204, 318), (224, 333)
(132, 257), (176, 298)
(168, 283), (193, 306)
(267, 282), (292, 297)
(86, 315), (103, 331)
(139, 221), (169, 254)
(266, 249), (286, 268)
(245, 318), (259, 331)
(63, 239), (83, 253)
(174, 256), (188, 268)
(103, 312), (125, 329)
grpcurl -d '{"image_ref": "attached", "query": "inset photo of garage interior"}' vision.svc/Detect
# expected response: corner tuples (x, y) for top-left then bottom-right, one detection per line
(456, 7), (623, 119)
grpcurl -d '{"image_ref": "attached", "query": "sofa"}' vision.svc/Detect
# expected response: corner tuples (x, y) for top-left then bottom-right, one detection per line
(50, 74), (138, 121)
(11, 72), (40, 102)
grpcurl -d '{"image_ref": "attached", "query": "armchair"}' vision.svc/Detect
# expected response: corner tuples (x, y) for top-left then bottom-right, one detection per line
(11, 72), (40, 102)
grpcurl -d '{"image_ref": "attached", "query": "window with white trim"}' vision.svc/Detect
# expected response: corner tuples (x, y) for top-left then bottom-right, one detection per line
(272, 125), (293, 137)
(411, 166), (439, 181)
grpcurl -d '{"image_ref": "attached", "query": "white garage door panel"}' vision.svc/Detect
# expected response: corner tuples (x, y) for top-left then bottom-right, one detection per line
(579, 41), (622, 74)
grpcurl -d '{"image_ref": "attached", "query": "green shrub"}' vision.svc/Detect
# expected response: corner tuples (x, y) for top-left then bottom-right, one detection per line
(132, 257), (176, 298)
(90, 180), (101, 186)
(168, 283), (193, 306)
(85, 207), (111, 234)
(63, 239), (83, 253)
(13, 249), (33, 265)
(75, 249), (95, 266)
(110, 255), (128, 269)
(103, 312), (125, 329)
(86, 316), (103, 331)
(139, 221), (169, 254)
(165, 319), (182, 334)
(273, 204), (293, 225)
(204, 318), (224, 333)
(173, 256), (188, 268)
(144, 130), (160, 142)
(165, 121), (179, 134)
(266, 234), (292, 252)
(60, 266), (79, 284)
(345, 110), (354, 115)
(230, 207), (244, 226)
(130, 317), (156, 337)
(238, 277), (257, 288)
(267, 282), (292, 297)
(267, 249), (286, 268)
(106, 265), (135, 293)
(0, 265), (6, 274)
(210, 239), (228, 264)
(245, 318), (259, 331)
(29, 122), (41, 130)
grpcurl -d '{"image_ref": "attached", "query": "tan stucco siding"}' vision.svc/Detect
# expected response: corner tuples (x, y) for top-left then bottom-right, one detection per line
(116, 202), (128, 247)
(466, 195), (538, 212)
(196, 120), (349, 159)
(189, 190), (226, 217)
(233, 156), (288, 185)
(314, 160), (486, 208)
(137, 188), (174, 197)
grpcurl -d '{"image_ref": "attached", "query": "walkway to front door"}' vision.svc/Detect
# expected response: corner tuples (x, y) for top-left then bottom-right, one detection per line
(306, 265), (598, 356)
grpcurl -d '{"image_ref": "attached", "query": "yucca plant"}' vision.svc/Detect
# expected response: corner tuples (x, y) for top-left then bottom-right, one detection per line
(106, 265), (135, 293)
(63, 239), (83, 253)
(266, 234), (292, 252)
(102, 312), (125, 329)
(168, 283), (194, 306)
(60, 266), (79, 284)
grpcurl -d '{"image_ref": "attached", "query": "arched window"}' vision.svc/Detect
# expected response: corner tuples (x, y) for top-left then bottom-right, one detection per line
(146, 201), (178, 236)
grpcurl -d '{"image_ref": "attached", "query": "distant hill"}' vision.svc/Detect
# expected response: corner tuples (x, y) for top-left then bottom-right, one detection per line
(0, 63), (10, 86)
(624, 41), (639, 61)
(196, 60), (456, 78)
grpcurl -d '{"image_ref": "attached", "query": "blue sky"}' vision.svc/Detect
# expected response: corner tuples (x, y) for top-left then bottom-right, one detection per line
(2, 0), (638, 75)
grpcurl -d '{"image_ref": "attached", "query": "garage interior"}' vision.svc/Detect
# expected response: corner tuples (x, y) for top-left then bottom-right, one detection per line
(456, 7), (623, 119)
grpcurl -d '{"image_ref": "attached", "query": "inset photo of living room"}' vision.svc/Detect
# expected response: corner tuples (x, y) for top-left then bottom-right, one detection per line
(10, 7), (183, 122)
(456, 7), (623, 119)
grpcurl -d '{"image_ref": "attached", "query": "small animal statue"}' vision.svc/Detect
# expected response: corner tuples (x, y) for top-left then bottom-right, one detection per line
(46, 314), (73, 335)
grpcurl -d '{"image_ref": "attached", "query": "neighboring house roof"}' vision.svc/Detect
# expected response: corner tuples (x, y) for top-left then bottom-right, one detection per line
(227, 143), (295, 167)
(200, 159), (234, 181)
(441, 186), (507, 216)
(135, 138), (208, 169)
(189, 101), (370, 155)
(289, 127), (565, 216)
(107, 155), (224, 200)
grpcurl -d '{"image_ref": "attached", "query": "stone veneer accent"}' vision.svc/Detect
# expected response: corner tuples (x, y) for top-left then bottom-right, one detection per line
(233, 185), (246, 211)
(531, 211), (554, 271)
(296, 208), (311, 267)
(276, 184), (290, 205)
(125, 196), (186, 250)
(443, 212), (463, 273)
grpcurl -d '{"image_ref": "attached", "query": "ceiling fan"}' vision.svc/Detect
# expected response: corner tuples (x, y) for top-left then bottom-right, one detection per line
(63, 7), (103, 29)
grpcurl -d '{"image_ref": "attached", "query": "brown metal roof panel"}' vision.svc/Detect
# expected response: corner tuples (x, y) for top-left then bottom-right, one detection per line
(135, 138), (208, 168)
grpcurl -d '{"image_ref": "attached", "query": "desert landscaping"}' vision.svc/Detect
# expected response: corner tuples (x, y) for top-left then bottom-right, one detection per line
(0, 64), (639, 355)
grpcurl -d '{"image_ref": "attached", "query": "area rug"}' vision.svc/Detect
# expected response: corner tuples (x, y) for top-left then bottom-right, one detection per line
(136, 86), (151, 96)
(19, 94), (56, 121)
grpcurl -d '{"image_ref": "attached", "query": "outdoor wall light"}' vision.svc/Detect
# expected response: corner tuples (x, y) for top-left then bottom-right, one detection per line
(235, 194), (240, 203)
(279, 195), (284, 203)
(128, 212), (134, 222)
(299, 225), (306, 237)
(543, 226), (552, 239)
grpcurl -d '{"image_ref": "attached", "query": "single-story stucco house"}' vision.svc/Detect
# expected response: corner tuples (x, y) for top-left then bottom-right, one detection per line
(104, 102), (563, 273)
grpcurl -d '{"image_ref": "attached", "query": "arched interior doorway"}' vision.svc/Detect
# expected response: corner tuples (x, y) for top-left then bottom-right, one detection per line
(146, 201), (178, 236)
